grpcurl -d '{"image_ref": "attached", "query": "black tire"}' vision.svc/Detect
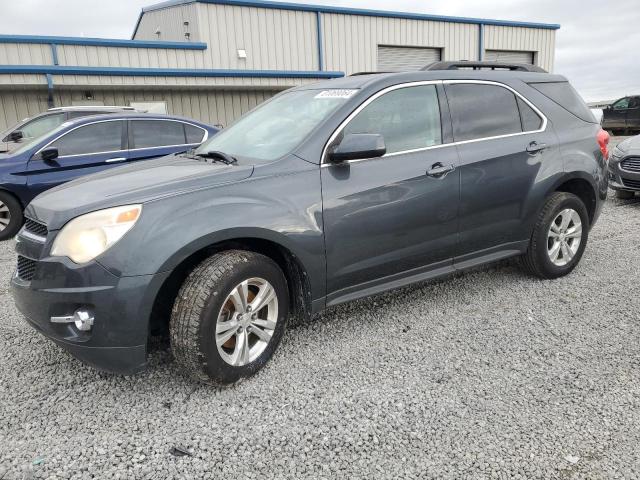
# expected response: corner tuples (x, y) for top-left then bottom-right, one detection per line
(170, 250), (289, 386)
(0, 191), (23, 241)
(615, 189), (635, 200)
(521, 192), (590, 279)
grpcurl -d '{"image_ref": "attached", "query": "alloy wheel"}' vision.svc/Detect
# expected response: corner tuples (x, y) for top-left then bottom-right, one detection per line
(547, 208), (582, 267)
(215, 277), (278, 367)
(0, 201), (10, 232)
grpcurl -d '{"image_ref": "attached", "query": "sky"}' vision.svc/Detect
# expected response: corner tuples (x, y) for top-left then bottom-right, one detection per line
(0, 0), (637, 102)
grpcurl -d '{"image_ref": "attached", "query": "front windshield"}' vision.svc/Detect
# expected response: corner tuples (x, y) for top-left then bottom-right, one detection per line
(195, 88), (358, 162)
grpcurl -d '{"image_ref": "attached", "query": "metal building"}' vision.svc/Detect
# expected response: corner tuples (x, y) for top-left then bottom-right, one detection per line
(0, 0), (559, 131)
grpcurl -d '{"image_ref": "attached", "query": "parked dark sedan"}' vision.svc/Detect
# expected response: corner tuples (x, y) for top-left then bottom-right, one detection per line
(608, 134), (640, 198)
(0, 113), (218, 239)
(0, 106), (138, 153)
(601, 96), (640, 135)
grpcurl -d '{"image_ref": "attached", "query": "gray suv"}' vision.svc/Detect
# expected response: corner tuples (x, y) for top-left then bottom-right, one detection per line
(11, 62), (609, 385)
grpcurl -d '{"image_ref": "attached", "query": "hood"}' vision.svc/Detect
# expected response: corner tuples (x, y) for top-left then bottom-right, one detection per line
(26, 154), (254, 229)
(615, 135), (640, 156)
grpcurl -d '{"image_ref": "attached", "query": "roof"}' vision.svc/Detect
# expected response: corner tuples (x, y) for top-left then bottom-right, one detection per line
(292, 69), (568, 91)
(59, 112), (217, 128)
(137, 0), (561, 31)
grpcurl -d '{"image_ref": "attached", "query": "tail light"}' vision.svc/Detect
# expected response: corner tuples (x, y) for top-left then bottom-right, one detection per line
(597, 128), (610, 160)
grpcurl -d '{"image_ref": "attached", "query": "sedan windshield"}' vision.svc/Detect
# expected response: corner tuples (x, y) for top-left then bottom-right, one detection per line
(195, 89), (358, 163)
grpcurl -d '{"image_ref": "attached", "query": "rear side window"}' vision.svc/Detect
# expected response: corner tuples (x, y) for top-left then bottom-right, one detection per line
(446, 83), (522, 142)
(185, 124), (206, 143)
(517, 97), (543, 131)
(529, 82), (596, 123)
(131, 120), (186, 149)
(50, 121), (124, 156)
(343, 84), (442, 154)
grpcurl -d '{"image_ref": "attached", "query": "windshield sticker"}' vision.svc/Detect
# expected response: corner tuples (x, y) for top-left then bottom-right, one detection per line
(315, 89), (358, 99)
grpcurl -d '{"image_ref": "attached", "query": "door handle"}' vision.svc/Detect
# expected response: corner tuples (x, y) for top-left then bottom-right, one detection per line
(105, 157), (127, 163)
(426, 163), (455, 178)
(526, 141), (547, 154)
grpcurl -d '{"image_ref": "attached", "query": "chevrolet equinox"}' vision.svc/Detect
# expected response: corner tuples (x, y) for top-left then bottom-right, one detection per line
(11, 62), (610, 385)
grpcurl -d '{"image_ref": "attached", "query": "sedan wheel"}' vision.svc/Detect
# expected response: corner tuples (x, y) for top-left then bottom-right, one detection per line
(0, 200), (10, 233)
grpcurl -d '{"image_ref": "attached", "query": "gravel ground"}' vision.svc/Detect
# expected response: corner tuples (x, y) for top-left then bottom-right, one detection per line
(1, 190), (640, 479)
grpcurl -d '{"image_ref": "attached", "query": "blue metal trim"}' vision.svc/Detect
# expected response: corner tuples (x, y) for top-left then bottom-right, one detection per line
(0, 35), (207, 50)
(50, 44), (59, 65)
(0, 65), (344, 79)
(478, 24), (484, 61)
(316, 11), (324, 71)
(141, 0), (560, 30)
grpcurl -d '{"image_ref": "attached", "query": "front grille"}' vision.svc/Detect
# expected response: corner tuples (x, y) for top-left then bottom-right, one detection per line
(23, 218), (48, 238)
(17, 255), (37, 281)
(620, 157), (640, 173)
(622, 178), (640, 189)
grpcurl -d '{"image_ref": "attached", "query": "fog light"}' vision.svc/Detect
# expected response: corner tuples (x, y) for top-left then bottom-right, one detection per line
(50, 309), (95, 332)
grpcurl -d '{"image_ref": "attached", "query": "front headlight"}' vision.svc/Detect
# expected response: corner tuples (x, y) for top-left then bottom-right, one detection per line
(51, 205), (142, 264)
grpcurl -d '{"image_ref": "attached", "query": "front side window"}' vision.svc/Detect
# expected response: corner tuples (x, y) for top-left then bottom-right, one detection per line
(131, 120), (186, 149)
(613, 98), (630, 110)
(342, 84), (442, 154)
(20, 113), (66, 139)
(49, 121), (124, 157)
(447, 83), (522, 142)
(195, 89), (354, 163)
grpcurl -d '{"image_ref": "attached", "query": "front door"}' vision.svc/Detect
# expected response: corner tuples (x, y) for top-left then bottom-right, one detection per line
(322, 83), (460, 303)
(605, 97), (630, 130)
(26, 119), (127, 198)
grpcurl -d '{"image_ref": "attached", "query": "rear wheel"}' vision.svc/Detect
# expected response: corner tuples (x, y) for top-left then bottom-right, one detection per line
(0, 191), (23, 241)
(521, 192), (589, 279)
(170, 250), (289, 385)
(615, 189), (635, 200)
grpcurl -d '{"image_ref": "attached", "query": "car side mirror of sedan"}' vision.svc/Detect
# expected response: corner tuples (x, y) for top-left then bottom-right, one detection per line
(329, 133), (386, 163)
(40, 147), (59, 162)
(8, 130), (24, 142)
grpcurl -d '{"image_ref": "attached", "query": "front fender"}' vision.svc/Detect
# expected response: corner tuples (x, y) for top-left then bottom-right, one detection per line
(96, 159), (326, 300)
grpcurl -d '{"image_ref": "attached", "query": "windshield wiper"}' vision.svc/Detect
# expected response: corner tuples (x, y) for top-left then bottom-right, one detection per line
(195, 150), (238, 165)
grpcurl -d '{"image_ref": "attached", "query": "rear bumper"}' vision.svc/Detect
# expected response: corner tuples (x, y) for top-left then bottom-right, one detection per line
(10, 233), (170, 375)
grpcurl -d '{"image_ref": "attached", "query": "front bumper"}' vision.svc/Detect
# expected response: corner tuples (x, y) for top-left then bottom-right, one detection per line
(10, 231), (170, 375)
(608, 156), (640, 192)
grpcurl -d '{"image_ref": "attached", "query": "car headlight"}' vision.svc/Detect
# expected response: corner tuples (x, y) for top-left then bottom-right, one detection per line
(51, 205), (142, 264)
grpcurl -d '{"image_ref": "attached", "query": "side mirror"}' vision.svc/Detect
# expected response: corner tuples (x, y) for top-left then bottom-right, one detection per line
(329, 133), (386, 163)
(8, 130), (23, 142)
(40, 147), (59, 162)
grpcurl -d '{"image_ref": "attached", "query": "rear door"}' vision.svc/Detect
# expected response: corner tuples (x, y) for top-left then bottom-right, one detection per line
(26, 119), (127, 196)
(443, 81), (559, 262)
(128, 119), (207, 162)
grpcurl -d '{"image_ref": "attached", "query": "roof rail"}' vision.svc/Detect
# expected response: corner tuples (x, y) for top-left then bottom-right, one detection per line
(422, 61), (547, 73)
(349, 71), (390, 76)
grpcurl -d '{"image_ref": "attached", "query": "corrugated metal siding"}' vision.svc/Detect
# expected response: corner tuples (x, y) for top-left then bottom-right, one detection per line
(0, 87), (279, 131)
(0, 90), (51, 131)
(484, 25), (555, 71)
(321, 14), (479, 74)
(485, 50), (534, 64)
(134, 4), (201, 42)
(377, 45), (441, 71)
(196, 3), (319, 70)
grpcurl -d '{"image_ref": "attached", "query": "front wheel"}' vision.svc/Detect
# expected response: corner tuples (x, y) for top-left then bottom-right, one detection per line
(521, 192), (589, 279)
(170, 250), (289, 386)
(0, 191), (23, 241)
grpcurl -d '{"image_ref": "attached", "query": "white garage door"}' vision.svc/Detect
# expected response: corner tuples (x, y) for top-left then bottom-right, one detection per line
(485, 50), (535, 65)
(377, 46), (442, 72)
